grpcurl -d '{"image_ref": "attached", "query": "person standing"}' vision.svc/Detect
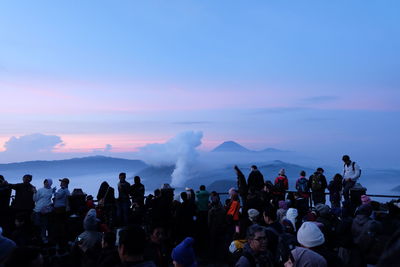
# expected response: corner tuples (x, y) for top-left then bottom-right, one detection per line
(342, 155), (361, 203)
(273, 169), (289, 203)
(33, 178), (55, 243)
(310, 168), (327, 206)
(327, 174), (343, 209)
(53, 178), (71, 249)
(247, 165), (264, 193)
(130, 176), (145, 207)
(9, 174), (36, 223)
(117, 172), (131, 226)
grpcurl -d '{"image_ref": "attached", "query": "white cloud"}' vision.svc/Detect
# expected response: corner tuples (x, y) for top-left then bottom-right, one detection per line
(3, 133), (64, 153)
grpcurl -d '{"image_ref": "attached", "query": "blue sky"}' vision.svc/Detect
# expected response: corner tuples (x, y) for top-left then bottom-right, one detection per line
(0, 1), (399, 167)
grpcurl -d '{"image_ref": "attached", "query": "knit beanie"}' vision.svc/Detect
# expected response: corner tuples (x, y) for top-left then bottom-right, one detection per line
(247, 209), (260, 222)
(297, 222), (325, 248)
(315, 204), (330, 217)
(171, 237), (197, 267)
(278, 200), (288, 210)
(361, 195), (371, 205)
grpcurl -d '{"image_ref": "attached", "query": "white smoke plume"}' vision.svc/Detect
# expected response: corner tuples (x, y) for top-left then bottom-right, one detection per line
(137, 131), (203, 187)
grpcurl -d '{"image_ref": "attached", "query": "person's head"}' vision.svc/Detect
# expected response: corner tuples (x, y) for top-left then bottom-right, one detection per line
(316, 168), (324, 174)
(297, 222), (325, 248)
(361, 195), (371, 205)
(23, 174), (32, 184)
(279, 168), (286, 176)
(300, 170), (306, 177)
(59, 178), (69, 188)
(119, 172), (126, 181)
(263, 205), (277, 224)
(15, 214), (27, 228)
(118, 225), (146, 262)
(150, 226), (165, 245)
(43, 179), (53, 189)
(251, 165), (258, 171)
(333, 173), (343, 182)
(342, 155), (351, 164)
(153, 189), (161, 197)
(210, 192), (221, 206)
(102, 231), (116, 249)
(199, 185), (206, 191)
(0, 175), (5, 184)
(247, 225), (268, 253)
(134, 176), (141, 184)
(180, 192), (188, 202)
(248, 209), (260, 223)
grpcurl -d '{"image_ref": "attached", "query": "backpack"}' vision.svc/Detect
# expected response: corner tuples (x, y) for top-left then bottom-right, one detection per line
(297, 178), (309, 193)
(311, 173), (323, 191)
(274, 177), (286, 192)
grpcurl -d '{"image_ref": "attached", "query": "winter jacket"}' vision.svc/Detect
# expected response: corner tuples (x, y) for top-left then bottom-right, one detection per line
(10, 183), (35, 210)
(78, 209), (102, 252)
(54, 187), (70, 208)
(33, 187), (53, 213)
(235, 243), (274, 267)
(227, 200), (240, 221)
(195, 190), (210, 212)
(291, 247), (327, 267)
(248, 170), (264, 192)
(343, 161), (361, 182)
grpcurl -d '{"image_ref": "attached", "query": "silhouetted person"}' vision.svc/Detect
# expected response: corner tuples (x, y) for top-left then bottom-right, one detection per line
(247, 165), (264, 192)
(130, 176), (145, 207)
(117, 224), (156, 266)
(9, 174), (36, 219)
(97, 181), (116, 227)
(53, 178), (70, 249)
(310, 168), (327, 206)
(98, 231), (121, 267)
(234, 165), (248, 207)
(117, 172), (131, 226)
(342, 155), (361, 204)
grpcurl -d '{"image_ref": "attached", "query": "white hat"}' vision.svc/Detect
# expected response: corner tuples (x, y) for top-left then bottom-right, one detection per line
(247, 209), (260, 221)
(297, 222), (325, 248)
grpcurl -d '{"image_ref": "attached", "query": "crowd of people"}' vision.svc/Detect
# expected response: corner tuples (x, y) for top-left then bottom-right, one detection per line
(0, 155), (399, 267)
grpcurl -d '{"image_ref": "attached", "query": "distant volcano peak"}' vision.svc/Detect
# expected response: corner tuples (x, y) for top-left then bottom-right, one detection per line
(211, 141), (250, 152)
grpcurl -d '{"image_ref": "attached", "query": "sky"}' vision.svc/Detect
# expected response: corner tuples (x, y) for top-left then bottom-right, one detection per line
(0, 1), (399, 167)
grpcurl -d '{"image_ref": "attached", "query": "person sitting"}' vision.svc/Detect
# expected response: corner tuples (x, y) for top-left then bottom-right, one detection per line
(235, 224), (274, 267)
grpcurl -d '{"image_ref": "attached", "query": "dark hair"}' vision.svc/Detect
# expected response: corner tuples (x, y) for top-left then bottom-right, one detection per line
(342, 155), (350, 161)
(119, 172), (126, 177)
(118, 225), (146, 256)
(0, 175), (5, 182)
(251, 165), (258, 170)
(199, 185), (206, 191)
(180, 192), (188, 201)
(317, 167), (324, 173)
(300, 170), (306, 177)
(103, 231), (116, 247)
(134, 176), (141, 183)
(246, 224), (267, 240)
(263, 204), (277, 221)
(23, 174), (32, 181)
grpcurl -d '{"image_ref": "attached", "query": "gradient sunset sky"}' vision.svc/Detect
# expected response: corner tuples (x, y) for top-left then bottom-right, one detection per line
(0, 1), (399, 166)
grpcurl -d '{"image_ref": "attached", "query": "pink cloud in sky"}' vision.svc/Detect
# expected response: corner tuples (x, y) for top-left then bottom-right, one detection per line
(55, 134), (169, 153)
